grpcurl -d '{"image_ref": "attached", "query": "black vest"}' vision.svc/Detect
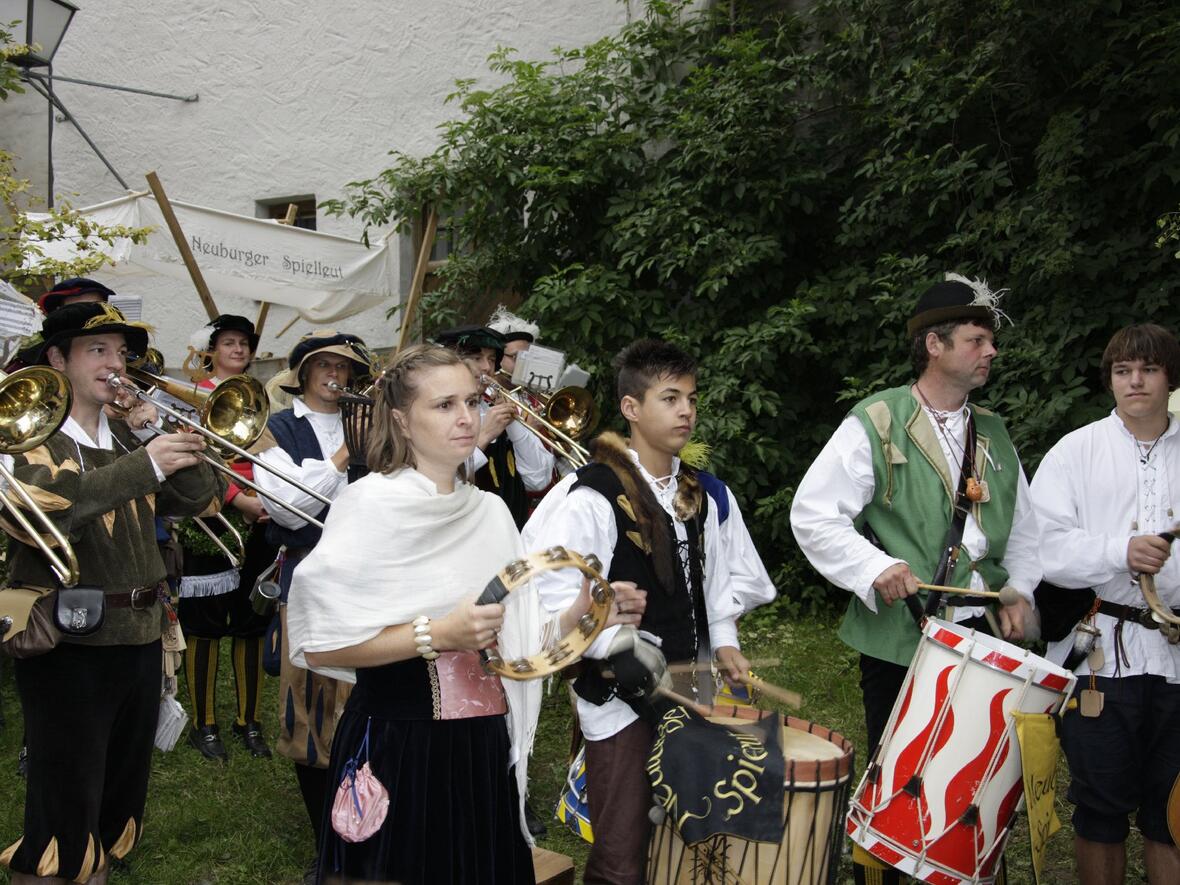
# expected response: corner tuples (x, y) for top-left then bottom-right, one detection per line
(264, 408), (332, 551)
(572, 463), (709, 663)
(475, 434), (529, 529)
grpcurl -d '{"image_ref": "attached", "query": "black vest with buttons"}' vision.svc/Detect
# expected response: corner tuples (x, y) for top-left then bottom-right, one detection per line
(571, 463), (709, 663)
(476, 434), (529, 529)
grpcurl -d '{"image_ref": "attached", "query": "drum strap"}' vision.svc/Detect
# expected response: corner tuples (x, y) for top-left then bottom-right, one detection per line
(921, 412), (977, 619)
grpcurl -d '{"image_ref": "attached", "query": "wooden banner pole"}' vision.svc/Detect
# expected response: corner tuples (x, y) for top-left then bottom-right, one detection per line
(254, 203), (299, 336)
(144, 171), (220, 321)
(396, 207), (438, 354)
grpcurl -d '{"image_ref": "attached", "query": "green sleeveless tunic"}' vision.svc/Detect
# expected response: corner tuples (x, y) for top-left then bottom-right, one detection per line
(837, 386), (1020, 665)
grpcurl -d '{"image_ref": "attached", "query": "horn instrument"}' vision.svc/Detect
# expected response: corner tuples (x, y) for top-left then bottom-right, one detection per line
(328, 381), (375, 467)
(107, 369), (329, 528)
(480, 374), (596, 468)
(0, 367), (81, 586)
(190, 513), (245, 568)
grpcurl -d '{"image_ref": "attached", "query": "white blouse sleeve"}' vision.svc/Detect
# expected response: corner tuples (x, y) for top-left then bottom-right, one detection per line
(790, 416), (904, 613)
(253, 445), (346, 530)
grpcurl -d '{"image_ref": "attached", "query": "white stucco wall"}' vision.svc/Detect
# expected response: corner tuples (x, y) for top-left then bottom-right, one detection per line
(37, 0), (636, 364)
(0, 86), (51, 211)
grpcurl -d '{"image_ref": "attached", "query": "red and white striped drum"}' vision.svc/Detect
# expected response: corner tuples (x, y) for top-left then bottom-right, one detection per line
(846, 618), (1077, 885)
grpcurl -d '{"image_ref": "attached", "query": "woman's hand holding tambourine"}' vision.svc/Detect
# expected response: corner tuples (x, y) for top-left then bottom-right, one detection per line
(480, 546), (615, 680)
(435, 596), (506, 652)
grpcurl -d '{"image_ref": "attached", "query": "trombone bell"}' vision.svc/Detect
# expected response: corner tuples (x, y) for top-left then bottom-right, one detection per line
(545, 386), (598, 441)
(0, 367), (80, 586)
(125, 366), (269, 450)
(0, 366), (73, 453)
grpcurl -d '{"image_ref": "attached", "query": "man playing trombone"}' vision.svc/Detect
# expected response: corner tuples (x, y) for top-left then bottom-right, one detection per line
(252, 329), (373, 864)
(0, 301), (224, 884)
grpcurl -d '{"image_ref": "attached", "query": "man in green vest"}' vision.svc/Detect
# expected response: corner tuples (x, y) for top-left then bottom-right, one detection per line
(791, 273), (1041, 885)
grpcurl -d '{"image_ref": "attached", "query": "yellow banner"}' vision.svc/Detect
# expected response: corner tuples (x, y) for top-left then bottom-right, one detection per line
(1012, 711), (1063, 884)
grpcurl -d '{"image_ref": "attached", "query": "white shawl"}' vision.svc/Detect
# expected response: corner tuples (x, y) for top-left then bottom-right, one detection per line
(285, 468), (543, 838)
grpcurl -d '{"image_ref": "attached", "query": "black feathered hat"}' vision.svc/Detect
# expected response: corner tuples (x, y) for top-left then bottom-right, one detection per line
(199, 314), (260, 354)
(435, 324), (507, 354)
(907, 273), (1011, 336)
(37, 302), (151, 364)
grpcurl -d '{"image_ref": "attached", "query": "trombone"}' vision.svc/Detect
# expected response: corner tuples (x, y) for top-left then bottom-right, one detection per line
(0, 367), (81, 586)
(190, 513), (246, 568)
(107, 368), (330, 529)
(480, 374), (596, 468)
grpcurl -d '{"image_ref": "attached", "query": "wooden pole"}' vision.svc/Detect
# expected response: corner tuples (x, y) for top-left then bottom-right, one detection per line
(144, 171), (220, 320)
(254, 203), (299, 336)
(275, 314), (300, 338)
(396, 207), (439, 354)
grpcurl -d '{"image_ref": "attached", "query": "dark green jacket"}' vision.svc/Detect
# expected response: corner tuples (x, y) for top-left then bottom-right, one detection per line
(3, 420), (224, 646)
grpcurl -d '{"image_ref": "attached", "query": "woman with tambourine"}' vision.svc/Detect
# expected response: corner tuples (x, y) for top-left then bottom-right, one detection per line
(285, 343), (639, 884)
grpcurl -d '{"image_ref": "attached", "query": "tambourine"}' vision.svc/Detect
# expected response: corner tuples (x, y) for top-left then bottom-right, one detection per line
(477, 546), (614, 681)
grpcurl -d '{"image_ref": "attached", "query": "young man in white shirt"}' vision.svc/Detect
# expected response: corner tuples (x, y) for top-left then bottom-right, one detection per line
(1031, 323), (1180, 885)
(523, 338), (748, 884)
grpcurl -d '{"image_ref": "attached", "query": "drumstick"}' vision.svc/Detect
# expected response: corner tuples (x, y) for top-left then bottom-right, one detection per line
(737, 672), (802, 709)
(917, 582), (1022, 605)
(655, 685), (713, 718)
(664, 656), (783, 675)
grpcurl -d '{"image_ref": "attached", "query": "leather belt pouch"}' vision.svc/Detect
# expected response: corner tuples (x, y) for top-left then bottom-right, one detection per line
(53, 585), (105, 636)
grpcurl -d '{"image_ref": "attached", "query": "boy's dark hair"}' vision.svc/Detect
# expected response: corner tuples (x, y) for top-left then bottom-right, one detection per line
(910, 317), (996, 376)
(1101, 324), (1180, 391)
(613, 339), (697, 402)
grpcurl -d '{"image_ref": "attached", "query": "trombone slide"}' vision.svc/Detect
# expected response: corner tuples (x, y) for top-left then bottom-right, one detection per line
(107, 373), (331, 527)
(0, 463), (80, 587)
(481, 375), (592, 468)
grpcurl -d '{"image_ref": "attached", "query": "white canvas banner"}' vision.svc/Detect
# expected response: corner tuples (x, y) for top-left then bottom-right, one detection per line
(24, 193), (398, 324)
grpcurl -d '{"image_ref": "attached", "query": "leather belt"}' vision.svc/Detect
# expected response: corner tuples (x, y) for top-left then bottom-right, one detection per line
(106, 583), (167, 611)
(1097, 599), (1180, 630)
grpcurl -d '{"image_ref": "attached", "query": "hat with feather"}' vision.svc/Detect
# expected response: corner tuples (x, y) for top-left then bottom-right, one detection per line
(487, 305), (540, 344)
(907, 272), (1012, 336)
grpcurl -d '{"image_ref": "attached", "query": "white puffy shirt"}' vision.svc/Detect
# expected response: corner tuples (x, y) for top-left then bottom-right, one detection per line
(791, 407), (1041, 616)
(522, 451), (741, 741)
(1032, 412), (1180, 680)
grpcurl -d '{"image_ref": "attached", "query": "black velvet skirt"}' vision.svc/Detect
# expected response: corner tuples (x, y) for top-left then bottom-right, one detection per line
(317, 659), (535, 885)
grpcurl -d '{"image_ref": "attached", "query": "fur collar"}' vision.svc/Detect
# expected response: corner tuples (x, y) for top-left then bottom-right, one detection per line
(587, 431), (703, 594)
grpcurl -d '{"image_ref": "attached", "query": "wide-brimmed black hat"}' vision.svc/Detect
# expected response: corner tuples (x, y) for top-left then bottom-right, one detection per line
(200, 314), (260, 354)
(38, 277), (115, 315)
(907, 279), (997, 336)
(274, 330), (372, 393)
(37, 302), (151, 364)
(435, 324), (506, 352)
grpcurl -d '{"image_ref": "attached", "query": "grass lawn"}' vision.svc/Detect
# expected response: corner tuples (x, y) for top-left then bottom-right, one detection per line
(0, 612), (1142, 883)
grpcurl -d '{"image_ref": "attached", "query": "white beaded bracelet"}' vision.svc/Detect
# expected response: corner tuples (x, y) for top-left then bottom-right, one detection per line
(412, 615), (440, 661)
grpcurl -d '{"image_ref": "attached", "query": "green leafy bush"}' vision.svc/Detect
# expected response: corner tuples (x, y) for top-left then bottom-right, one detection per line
(327, 0), (1180, 611)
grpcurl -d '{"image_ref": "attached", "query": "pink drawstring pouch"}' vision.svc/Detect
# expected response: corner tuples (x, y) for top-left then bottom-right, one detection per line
(331, 719), (389, 843)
